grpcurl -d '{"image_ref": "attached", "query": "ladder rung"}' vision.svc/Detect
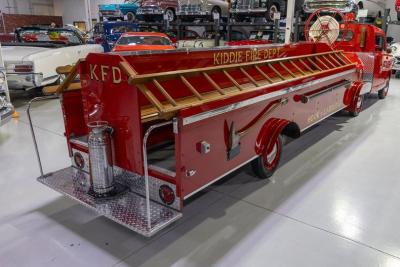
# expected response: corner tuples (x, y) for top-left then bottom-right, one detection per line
(152, 79), (178, 107)
(289, 61), (306, 76)
(279, 62), (296, 78)
(180, 75), (204, 100)
(254, 65), (273, 83)
(327, 54), (341, 67)
(307, 58), (323, 71)
(136, 84), (164, 112)
(203, 73), (226, 95)
(332, 52), (348, 65)
(315, 56), (330, 69)
(337, 53), (351, 64)
(240, 67), (260, 86)
(299, 59), (314, 73)
(322, 55), (337, 68)
(223, 70), (243, 91)
(268, 63), (285, 80)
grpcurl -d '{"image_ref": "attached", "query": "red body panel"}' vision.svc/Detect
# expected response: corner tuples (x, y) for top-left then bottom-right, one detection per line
(62, 42), (363, 203)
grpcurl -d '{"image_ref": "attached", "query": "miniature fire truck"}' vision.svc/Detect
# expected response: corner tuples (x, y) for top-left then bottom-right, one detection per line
(28, 10), (392, 237)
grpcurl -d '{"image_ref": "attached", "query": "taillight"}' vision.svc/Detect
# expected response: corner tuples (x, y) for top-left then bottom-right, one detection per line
(159, 185), (175, 205)
(14, 64), (33, 73)
(73, 152), (85, 169)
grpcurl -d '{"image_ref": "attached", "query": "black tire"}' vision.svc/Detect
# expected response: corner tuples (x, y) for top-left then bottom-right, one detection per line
(397, 11), (400, 21)
(164, 8), (176, 22)
(378, 87), (388, 99)
(251, 135), (283, 179)
(349, 94), (364, 117)
(266, 4), (279, 21)
(126, 12), (136, 22)
(210, 6), (221, 21)
(358, 2), (364, 9)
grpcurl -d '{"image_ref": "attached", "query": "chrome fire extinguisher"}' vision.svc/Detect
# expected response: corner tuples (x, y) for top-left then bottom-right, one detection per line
(87, 121), (115, 196)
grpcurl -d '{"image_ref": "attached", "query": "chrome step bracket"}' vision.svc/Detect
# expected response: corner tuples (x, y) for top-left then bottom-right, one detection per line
(38, 167), (182, 237)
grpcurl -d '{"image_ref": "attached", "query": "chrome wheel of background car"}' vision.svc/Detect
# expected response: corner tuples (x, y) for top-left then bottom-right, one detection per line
(267, 4), (278, 21)
(126, 12), (136, 22)
(164, 9), (175, 22)
(211, 7), (221, 21)
(251, 135), (283, 179)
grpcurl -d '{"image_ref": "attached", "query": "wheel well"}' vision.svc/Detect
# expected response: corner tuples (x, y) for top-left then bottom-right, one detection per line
(166, 7), (175, 13)
(270, 2), (280, 10)
(281, 122), (301, 139)
(212, 6), (221, 13)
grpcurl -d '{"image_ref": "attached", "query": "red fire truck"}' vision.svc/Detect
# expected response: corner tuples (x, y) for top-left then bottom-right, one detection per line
(28, 14), (392, 237)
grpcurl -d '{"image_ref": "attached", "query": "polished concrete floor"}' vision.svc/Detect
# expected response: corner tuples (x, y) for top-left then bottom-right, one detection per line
(1, 79), (400, 267)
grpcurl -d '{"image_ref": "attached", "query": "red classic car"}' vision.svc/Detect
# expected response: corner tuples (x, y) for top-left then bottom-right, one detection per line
(396, 0), (400, 20)
(137, 0), (178, 21)
(112, 32), (176, 51)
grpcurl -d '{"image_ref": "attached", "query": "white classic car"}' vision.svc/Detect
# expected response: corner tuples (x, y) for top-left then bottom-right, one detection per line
(390, 42), (400, 77)
(1, 26), (103, 91)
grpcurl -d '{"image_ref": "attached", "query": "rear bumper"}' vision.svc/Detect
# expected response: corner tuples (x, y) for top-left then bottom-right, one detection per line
(6, 73), (44, 90)
(137, 8), (164, 15)
(0, 106), (13, 126)
(230, 8), (268, 15)
(38, 167), (182, 237)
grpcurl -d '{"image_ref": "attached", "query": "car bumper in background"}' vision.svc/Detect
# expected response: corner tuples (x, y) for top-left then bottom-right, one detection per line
(6, 73), (44, 90)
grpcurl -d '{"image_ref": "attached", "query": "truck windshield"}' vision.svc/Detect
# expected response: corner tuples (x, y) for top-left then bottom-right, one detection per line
(117, 35), (171, 45)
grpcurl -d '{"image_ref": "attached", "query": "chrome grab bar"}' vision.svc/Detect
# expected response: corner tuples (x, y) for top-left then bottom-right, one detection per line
(299, 80), (351, 104)
(26, 95), (59, 177)
(142, 120), (174, 230)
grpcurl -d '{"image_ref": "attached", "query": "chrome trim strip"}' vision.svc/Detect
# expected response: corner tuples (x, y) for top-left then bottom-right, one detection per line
(301, 105), (345, 132)
(70, 136), (89, 148)
(149, 164), (176, 178)
(182, 69), (356, 126)
(183, 155), (258, 200)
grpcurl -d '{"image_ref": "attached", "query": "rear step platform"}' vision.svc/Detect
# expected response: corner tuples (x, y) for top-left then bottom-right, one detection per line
(38, 167), (182, 237)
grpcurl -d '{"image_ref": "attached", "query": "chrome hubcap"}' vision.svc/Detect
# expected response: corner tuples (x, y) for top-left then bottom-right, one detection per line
(266, 143), (278, 164)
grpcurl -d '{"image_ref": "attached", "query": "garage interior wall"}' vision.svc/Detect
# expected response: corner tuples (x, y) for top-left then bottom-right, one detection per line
(53, 0), (124, 30)
(0, 0), (54, 15)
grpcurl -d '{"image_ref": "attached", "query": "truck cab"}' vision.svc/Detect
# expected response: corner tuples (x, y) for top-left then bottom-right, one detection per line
(335, 23), (392, 97)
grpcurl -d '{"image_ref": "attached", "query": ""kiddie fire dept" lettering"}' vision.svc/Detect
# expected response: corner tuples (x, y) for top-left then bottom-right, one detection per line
(213, 47), (284, 65)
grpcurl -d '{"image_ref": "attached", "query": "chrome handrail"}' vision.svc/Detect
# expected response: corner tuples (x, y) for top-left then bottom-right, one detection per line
(26, 95), (59, 177)
(142, 120), (173, 230)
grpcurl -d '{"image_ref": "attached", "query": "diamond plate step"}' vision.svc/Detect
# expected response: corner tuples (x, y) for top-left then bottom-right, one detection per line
(38, 167), (182, 237)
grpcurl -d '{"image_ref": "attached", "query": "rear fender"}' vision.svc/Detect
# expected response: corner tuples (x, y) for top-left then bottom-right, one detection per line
(255, 118), (290, 155)
(344, 81), (363, 112)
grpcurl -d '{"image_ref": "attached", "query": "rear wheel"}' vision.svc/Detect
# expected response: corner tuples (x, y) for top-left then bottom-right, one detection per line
(251, 135), (282, 179)
(266, 4), (279, 21)
(397, 11), (400, 21)
(378, 86), (389, 99)
(126, 12), (136, 22)
(164, 8), (175, 22)
(349, 94), (364, 117)
(210, 7), (221, 21)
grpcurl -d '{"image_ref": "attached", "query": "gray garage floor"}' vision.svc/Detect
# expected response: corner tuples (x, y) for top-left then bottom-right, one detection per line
(1, 79), (400, 267)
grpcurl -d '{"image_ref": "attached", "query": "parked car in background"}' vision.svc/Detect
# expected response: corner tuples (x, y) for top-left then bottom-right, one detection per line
(202, 29), (248, 40)
(112, 32), (176, 51)
(93, 21), (139, 52)
(0, 34), (16, 43)
(99, 0), (140, 22)
(395, 0), (400, 20)
(177, 0), (229, 21)
(1, 26), (103, 91)
(303, 0), (385, 19)
(165, 29), (200, 42)
(231, 0), (287, 21)
(137, 0), (178, 21)
(390, 42), (400, 77)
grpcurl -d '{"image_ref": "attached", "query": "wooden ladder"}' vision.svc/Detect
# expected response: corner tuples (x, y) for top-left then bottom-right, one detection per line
(119, 51), (355, 122)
